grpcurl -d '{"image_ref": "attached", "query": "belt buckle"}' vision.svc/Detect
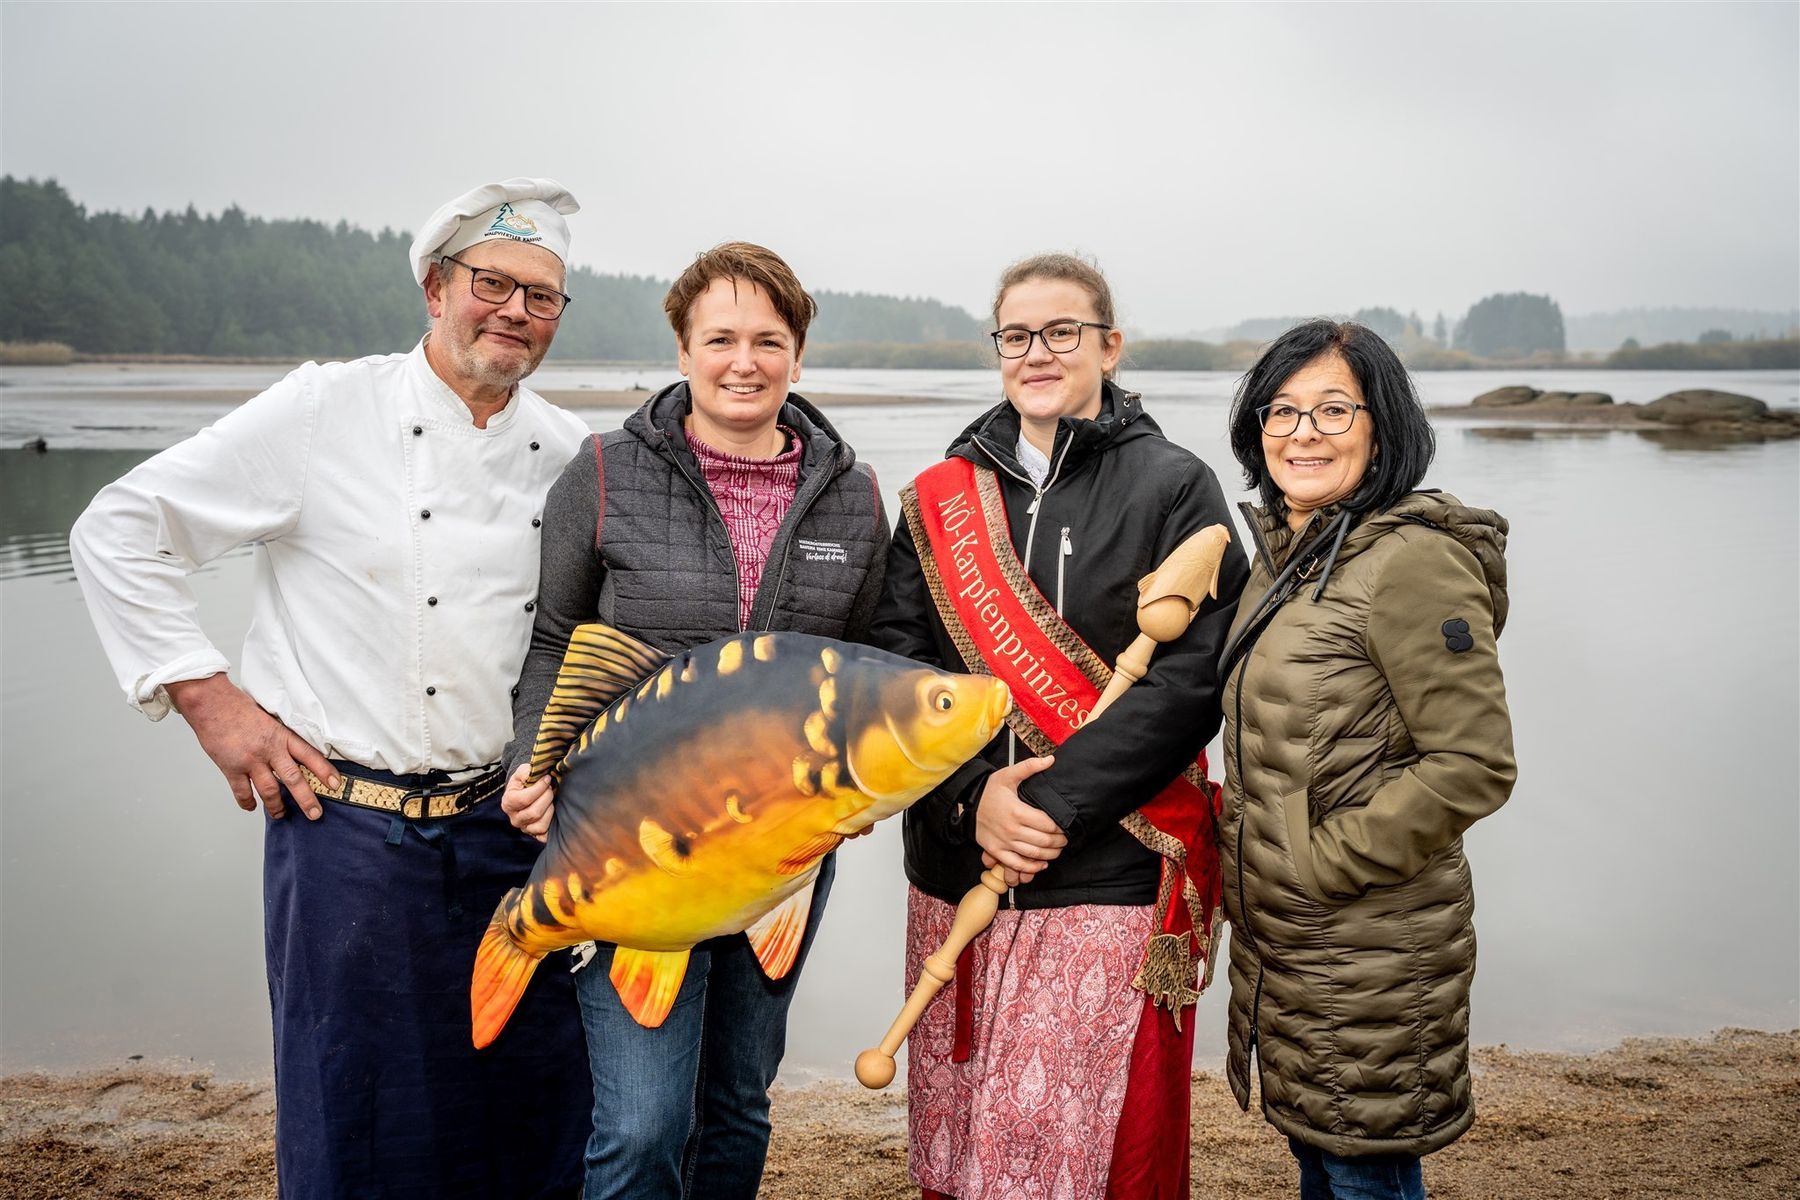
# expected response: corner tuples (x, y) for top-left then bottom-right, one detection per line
(408, 769), (502, 820)
(404, 781), (459, 821)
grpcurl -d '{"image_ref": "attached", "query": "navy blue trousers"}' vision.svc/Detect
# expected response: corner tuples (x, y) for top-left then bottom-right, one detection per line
(266, 768), (591, 1199)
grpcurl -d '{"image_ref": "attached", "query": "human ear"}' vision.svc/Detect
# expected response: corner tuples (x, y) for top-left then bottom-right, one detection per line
(424, 265), (447, 320)
(1101, 327), (1124, 374)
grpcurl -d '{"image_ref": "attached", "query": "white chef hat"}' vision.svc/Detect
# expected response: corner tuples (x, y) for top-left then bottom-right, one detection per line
(408, 178), (580, 285)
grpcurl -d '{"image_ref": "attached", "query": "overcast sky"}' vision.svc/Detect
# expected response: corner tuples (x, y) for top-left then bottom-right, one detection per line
(3, 2), (1795, 334)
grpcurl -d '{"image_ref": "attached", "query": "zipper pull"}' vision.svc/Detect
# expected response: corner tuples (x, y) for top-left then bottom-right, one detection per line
(1026, 494), (1040, 515)
(1060, 527), (1072, 556)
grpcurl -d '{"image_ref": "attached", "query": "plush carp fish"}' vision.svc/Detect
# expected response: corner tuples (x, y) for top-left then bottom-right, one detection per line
(471, 622), (1011, 1049)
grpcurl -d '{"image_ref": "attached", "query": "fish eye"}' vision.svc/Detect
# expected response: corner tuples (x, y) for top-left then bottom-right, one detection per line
(931, 688), (954, 712)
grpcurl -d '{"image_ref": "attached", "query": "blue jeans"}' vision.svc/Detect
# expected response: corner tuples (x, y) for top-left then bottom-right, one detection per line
(1289, 1137), (1426, 1200)
(576, 853), (835, 1200)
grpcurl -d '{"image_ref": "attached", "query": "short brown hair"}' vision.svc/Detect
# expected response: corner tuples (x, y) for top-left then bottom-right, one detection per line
(664, 242), (818, 351)
(991, 252), (1116, 328)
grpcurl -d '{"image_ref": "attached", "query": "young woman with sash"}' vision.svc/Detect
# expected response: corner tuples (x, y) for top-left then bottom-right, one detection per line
(870, 254), (1250, 1200)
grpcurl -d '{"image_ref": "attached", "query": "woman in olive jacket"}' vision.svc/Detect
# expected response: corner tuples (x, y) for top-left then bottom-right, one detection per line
(1218, 320), (1516, 1200)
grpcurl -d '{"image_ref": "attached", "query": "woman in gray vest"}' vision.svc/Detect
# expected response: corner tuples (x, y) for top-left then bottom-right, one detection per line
(500, 243), (889, 1200)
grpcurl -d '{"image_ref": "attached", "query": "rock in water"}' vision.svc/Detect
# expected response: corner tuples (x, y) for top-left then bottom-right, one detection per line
(1538, 391), (1614, 407)
(1470, 386), (1542, 407)
(1642, 390), (1768, 424)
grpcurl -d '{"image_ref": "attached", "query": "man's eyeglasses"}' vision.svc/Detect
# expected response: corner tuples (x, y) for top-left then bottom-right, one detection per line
(990, 321), (1112, 358)
(439, 256), (572, 320)
(1257, 402), (1371, 437)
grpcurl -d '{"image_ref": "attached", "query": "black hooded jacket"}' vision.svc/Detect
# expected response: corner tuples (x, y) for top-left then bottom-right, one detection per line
(504, 382), (888, 779)
(870, 382), (1249, 909)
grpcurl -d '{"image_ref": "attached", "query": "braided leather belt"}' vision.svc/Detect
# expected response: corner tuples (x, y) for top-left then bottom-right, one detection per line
(300, 765), (504, 821)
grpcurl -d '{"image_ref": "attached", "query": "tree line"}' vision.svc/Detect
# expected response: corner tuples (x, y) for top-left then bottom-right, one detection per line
(0, 178), (981, 360)
(4, 178), (1791, 370)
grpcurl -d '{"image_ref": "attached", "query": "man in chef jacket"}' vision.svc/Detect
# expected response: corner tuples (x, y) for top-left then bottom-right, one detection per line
(70, 179), (595, 1199)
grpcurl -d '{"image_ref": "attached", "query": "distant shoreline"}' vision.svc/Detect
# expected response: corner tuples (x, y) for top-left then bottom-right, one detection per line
(0, 387), (945, 409)
(7, 352), (1798, 373)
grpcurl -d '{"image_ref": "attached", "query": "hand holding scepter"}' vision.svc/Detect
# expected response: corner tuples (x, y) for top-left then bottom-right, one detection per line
(854, 523), (1232, 1089)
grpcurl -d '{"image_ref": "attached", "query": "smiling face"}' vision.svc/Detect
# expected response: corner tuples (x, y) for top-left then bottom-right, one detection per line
(677, 277), (802, 454)
(994, 277), (1122, 447)
(1261, 350), (1377, 529)
(424, 238), (565, 398)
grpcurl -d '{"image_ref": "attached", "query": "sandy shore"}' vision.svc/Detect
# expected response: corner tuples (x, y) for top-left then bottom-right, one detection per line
(3, 1029), (1794, 1198)
(539, 390), (945, 409)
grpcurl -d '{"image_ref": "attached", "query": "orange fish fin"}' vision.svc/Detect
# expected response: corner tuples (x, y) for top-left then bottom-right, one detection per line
(745, 878), (816, 980)
(776, 832), (844, 875)
(608, 946), (692, 1028)
(527, 623), (671, 782)
(471, 893), (546, 1050)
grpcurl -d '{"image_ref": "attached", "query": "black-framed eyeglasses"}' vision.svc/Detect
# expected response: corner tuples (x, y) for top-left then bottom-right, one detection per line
(439, 255), (572, 320)
(990, 320), (1112, 358)
(1258, 401), (1371, 437)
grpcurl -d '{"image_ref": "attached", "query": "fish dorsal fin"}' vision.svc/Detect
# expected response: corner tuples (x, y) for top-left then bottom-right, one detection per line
(745, 876), (816, 980)
(608, 946), (692, 1028)
(527, 623), (671, 783)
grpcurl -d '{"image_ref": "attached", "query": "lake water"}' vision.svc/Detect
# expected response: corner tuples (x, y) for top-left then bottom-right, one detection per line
(2, 364), (1796, 1083)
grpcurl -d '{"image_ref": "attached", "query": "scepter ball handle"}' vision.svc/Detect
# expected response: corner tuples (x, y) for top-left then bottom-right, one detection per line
(1137, 593), (1198, 642)
(855, 866), (1008, 1089)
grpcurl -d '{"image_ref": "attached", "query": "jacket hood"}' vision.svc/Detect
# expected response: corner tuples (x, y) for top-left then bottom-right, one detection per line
(624, 380), (856, 479)
(1248, 491), (1510, 634)
(947, 379), (1161, 477)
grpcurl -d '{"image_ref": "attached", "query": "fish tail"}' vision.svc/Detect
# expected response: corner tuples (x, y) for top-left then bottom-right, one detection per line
(471, 888), (547, 1050)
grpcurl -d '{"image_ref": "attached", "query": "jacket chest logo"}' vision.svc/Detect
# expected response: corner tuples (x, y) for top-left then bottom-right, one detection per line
(798, 539), (847, 564)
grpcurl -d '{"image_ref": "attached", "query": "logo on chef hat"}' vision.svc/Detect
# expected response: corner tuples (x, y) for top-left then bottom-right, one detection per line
(486, 203), (542, 241)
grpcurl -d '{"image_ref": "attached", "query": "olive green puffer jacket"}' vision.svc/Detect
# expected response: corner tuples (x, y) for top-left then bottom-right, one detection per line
(1219, 491), (1516, 1158)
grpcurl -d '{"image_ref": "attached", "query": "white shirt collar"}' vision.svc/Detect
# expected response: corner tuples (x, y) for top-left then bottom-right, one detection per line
(1016, 429), (1051, 488)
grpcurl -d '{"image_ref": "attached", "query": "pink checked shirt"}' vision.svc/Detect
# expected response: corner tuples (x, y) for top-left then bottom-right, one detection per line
(688, 427), (804, 629)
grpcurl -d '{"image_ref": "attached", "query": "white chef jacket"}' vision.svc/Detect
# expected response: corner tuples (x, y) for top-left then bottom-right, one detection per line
(69, 342), (591, 775)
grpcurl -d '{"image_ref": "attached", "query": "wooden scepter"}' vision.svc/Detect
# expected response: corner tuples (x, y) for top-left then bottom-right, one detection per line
(854, 523), (1232, 1090)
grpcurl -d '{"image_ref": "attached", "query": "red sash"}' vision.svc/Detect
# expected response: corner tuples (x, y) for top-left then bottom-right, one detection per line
(903, 457), (1222, 1200)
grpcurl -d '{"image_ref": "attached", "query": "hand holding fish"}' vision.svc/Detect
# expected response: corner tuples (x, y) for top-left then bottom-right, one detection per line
(501, 763), (555, 842)
(166, 673), (336, 821)
(971, 756), (1064, 881)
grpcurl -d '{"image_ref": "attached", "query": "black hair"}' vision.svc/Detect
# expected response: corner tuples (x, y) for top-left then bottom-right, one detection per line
(1227, 319), (1435, 518)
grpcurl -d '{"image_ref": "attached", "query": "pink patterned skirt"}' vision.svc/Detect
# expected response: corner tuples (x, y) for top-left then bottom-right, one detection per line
(904, 885), (1156, 1200)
